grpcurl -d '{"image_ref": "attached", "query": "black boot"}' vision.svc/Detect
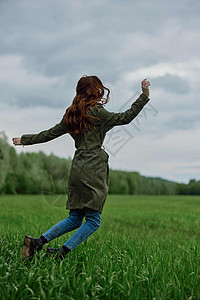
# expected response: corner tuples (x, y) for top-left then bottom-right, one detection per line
(21, 235), (47, 263)
(46, 245), (71, 261)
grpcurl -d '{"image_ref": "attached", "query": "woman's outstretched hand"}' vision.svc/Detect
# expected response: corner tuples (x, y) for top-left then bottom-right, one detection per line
(12, 137), (22, 146)
(141, 79), (150, 98)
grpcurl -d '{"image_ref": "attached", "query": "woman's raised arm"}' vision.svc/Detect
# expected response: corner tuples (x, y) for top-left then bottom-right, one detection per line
(90, 79), (151, 129)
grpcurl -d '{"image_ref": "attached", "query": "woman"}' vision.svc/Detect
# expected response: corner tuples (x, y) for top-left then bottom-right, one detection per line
(12, 75), (150, 262)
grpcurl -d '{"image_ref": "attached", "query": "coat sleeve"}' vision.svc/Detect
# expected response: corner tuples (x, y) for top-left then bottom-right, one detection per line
(95, 92), (150, 127)
(21, 113), (68, 145)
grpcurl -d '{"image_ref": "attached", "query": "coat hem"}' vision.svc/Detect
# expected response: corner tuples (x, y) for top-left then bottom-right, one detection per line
(66, 204), (103, 214)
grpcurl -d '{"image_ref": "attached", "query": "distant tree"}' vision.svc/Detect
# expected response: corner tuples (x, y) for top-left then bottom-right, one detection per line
(187, 180), (200, 195)
(0, 132), (10, 192)
(189, 179), (196, 184)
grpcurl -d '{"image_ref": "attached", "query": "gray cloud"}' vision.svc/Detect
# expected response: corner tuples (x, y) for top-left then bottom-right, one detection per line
(0, 0), (199, 82)
(151, 74), (190, 94)
(164, 114), (200, 130)
(0, 0), (198, 108)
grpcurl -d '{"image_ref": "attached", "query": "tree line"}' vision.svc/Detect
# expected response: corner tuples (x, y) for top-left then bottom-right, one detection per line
(0, 132), (199, 195)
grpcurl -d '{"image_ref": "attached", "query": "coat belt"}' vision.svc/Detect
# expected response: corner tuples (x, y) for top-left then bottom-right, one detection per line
(76, 145), (105, 152)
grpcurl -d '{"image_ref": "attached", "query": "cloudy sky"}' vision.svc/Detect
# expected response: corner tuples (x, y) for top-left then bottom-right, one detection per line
(0, 0), (199, 184)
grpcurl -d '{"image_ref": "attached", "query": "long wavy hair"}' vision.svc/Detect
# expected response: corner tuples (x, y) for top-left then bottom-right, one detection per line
(65, 75), (110, 136)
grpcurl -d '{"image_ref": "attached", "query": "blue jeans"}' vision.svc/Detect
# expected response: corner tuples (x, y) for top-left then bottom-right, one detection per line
(42, 207), (101, 250)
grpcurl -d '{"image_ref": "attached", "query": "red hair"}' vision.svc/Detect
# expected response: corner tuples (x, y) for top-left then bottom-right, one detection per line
(65, 75), (110, 135)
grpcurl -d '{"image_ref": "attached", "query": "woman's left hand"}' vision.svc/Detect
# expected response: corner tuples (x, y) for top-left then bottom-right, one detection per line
(12, 137), (22, 146)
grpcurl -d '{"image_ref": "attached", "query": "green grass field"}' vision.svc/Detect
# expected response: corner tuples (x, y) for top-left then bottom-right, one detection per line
(1, 194), (200, 299)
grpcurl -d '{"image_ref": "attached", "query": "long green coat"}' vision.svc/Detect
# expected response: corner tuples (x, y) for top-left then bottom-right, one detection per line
(21, 92), (150, 213)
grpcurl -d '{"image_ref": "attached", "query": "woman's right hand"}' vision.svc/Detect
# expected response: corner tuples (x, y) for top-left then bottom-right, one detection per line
(141, 79), (150, 98)
(12, 137), (22, 146)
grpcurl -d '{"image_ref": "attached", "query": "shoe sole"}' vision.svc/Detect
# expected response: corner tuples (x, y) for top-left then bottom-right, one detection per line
(46, 248), (60, 258)
(21, 236), (33, 262)
(46, 248), (65, 261)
